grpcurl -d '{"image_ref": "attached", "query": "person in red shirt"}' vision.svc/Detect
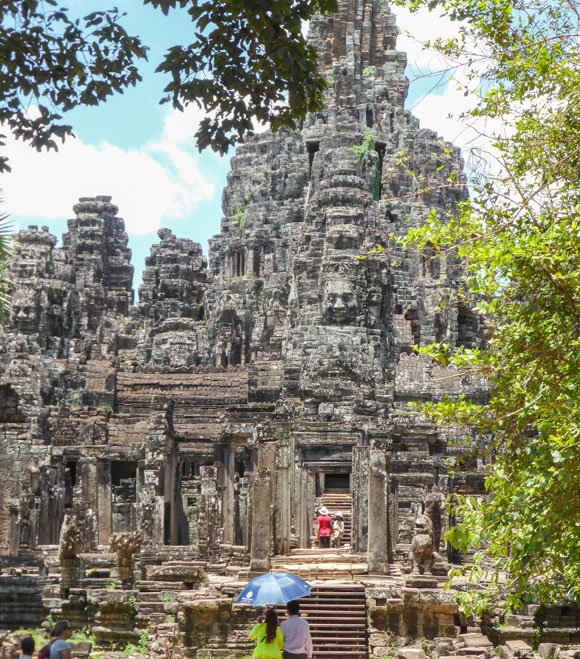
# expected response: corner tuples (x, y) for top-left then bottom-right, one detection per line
(316, 506), (332, 548)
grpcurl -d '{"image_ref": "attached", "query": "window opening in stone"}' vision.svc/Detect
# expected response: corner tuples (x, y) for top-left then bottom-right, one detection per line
(235, 461), (245, 477)
(0, 385), (23, 423)
(230, 342), (241, 366)
(404, 308), (421, 346)
(324, 473), (350, 493)
(181, 461), (194, 479)
(66, 461), (77, 488)
(374, 142), (386, 201)
(233, 249), (245, 277)
(64, 461), (77, 508)
(366, 106), (373, 128)
(164, 501), (171, 545)
(111, 461), (137, 486)
(253, 248), (261, 278)
(307, 142), (320, 178)
(457, 305), (478, 348)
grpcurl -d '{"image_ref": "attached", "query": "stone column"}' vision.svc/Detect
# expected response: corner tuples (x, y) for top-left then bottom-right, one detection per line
(387, 478), (398, 563)
(8, 501), (19, 555)
(218, 442), (236, 545)
(275, 439), (291, 556)
(249, 441), (275, 576)
(81, 457), (99, 512)
(367, 439), (389, 574)
(352, 445), (369, 553)
(97, 460), (112, 545)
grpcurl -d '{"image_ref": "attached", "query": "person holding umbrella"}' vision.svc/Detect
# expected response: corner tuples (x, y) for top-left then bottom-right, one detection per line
(249, 607), (284, 659)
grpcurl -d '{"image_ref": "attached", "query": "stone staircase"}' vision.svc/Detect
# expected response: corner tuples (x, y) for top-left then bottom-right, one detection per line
(320, 493), (353, 547)
(276, 583), (368, 659)
(271, 548), (368, 580)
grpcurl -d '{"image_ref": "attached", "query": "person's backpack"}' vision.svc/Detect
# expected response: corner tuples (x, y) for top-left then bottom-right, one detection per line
(37, 640), (54, 659)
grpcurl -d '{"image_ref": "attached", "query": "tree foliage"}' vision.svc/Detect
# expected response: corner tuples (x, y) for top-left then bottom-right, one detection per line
(396, 0), (580, 613)
(0, 0), (338, 171)
(0, 0), (148, 172)
(148, 0), (337, 153)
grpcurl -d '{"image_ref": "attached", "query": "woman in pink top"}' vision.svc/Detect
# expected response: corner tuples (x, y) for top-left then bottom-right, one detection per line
(316, 506), (332, 548)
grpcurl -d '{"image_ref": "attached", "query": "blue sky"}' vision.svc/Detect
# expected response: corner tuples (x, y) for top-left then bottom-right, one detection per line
(2, 2), (466, 293)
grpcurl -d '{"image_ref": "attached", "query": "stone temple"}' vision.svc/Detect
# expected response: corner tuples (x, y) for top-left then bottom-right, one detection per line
(3, 2), (570, 658)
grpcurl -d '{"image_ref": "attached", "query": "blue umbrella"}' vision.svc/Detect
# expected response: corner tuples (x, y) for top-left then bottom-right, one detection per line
(235, 572), (312, 606)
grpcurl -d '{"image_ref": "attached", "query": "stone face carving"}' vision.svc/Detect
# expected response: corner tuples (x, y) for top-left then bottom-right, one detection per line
(322, 278), (358, 325)
(411, 514), (435, 575)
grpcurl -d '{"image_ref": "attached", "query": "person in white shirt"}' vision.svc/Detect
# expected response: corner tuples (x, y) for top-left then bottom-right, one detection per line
(280, 600), (313, 659)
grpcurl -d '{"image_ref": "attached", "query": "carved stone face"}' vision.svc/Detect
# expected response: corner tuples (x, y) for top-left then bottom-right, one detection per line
(10, 289), (41, 333)
(152, 331), (197, 368)
(322, 279), (358, 325)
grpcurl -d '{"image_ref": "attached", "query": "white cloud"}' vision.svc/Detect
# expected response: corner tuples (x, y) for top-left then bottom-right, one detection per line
(393, 4), (463, 74)
(2, 105), (219, 235)
(392, 3), (506, 180)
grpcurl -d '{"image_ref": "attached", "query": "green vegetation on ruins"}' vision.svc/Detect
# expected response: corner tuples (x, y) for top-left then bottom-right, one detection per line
(395, 0), (580, 615)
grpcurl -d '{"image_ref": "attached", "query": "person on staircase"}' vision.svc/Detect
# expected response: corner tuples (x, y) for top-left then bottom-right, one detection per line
(280, 600), (313, 659)
(316, 506), (332, 549)
(249, 607), (284, 659)
(333, 511), (345, 549)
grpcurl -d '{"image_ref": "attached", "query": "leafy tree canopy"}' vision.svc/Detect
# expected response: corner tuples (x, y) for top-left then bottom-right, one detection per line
(0, 0), (337, 172)
(395, 0), (580, 614)
(0, 1), (147, 172)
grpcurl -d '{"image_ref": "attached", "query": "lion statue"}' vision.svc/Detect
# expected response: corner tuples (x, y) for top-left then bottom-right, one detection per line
(410, 514), (435, 575)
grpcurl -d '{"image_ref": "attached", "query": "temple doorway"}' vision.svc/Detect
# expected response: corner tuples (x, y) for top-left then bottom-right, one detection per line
(317, 472), (352, 548)
(322, 472), (350, 493)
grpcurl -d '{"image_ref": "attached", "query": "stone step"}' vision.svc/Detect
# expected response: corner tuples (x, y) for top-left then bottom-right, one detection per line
(458, 634), (493, 648)
(456, 650), (491, 657)
(275, 582), (367, 659)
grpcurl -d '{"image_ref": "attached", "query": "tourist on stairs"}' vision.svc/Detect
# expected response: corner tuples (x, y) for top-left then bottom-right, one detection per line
(333, 511), (345, 549)
(316, 506), (332, 548)
(250, 608), (284, 659)
(280, 600), (313, 659)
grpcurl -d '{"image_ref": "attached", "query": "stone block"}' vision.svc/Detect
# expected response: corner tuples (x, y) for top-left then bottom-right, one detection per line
(539, 644), (560, 659)
(499, 640), (534, 659)
(397, 648), (426, 659)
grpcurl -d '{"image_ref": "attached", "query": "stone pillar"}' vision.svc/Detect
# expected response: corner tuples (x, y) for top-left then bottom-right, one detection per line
(249, 441), (275, 576)
(352, 445), (369, 553)
(219, 442), (236, 545)
(367, 439), (389, 574)
(275, 439), (291, 555)
(97, 460), (112, 545)
(8, 501), (19, 556)
(300, 467), (316, 548)
(387, 478), (398, 563)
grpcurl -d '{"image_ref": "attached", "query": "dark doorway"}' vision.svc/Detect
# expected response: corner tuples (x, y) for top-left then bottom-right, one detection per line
(324, 473), (350, 493)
